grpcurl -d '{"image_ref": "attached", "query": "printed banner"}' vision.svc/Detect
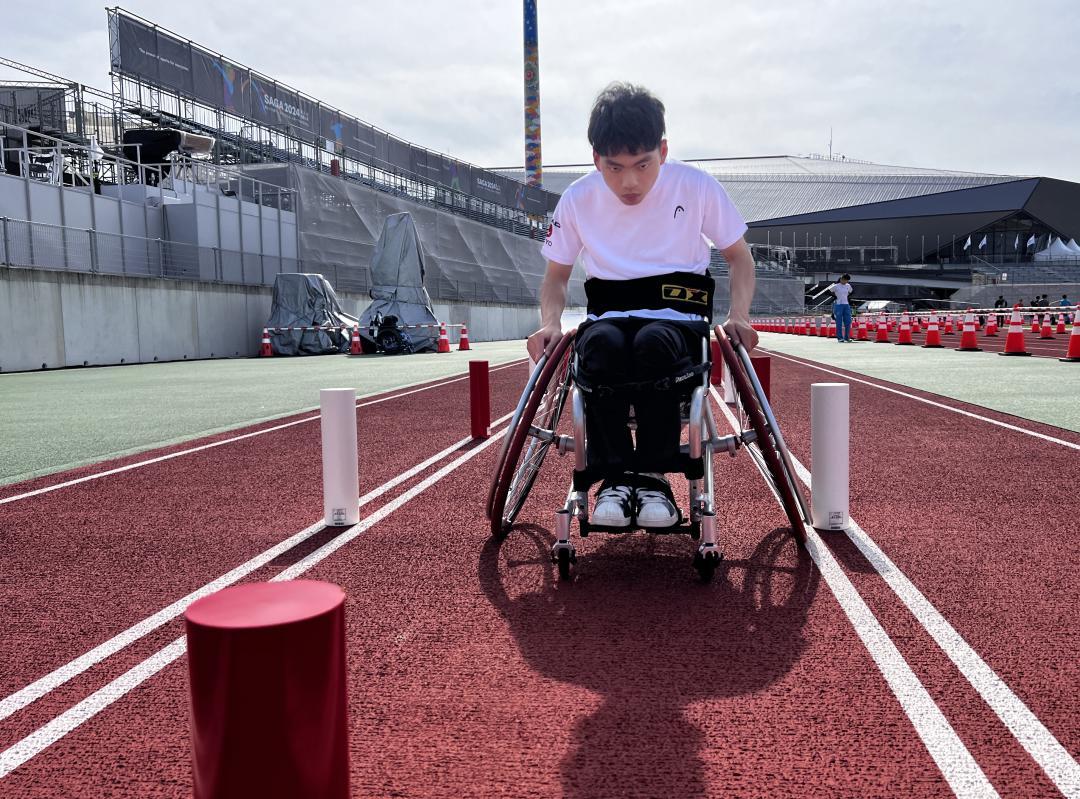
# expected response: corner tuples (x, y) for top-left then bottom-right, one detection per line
(248, 74), (315, 135)
(110, 10), (557, 212)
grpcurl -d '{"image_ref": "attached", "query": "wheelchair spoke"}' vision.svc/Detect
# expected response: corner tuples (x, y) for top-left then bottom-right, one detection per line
(744, 442), (787, 507)
(489, 331), (576, 537)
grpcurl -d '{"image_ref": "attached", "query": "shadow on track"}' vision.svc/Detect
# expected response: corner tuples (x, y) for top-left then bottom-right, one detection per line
(819, 530), (877, 574)
(479, 524), (820, 799)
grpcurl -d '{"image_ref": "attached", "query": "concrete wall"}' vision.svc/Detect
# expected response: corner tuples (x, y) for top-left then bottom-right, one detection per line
(0, 267), (561, 372)
(0, 268), (273, 372)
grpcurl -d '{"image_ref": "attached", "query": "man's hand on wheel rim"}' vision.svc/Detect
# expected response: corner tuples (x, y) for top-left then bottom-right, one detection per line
(527, 324), (561, 362)
(723, 318), (758, 353)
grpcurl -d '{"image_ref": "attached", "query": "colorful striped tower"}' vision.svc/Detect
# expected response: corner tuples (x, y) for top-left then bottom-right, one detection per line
(523, 1), (542, 188)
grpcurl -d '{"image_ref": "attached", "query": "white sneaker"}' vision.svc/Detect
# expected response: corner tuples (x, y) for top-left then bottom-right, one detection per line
(635, 473), (679, 528)
(593, 482), (633, 527)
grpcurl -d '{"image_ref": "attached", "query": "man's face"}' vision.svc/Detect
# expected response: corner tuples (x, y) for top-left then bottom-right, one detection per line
(593, 140), (668, 206)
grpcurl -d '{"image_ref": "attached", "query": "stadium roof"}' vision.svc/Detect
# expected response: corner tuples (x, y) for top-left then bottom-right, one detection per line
(495, 155), (1026, 223)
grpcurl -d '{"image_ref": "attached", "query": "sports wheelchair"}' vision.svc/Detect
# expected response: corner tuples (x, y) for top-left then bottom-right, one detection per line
(486, 325), (810, 582)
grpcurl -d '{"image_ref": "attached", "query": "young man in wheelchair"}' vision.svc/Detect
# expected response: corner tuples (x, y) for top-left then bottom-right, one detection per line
(527, 82), (759, 529)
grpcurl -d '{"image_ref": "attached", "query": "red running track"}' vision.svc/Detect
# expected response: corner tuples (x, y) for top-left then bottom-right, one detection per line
(0, 355), (1077, 797)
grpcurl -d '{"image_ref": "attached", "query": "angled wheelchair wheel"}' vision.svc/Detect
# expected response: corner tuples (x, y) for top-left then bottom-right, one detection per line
(487, 332), (575, 539)
(714, 325), (810, 542)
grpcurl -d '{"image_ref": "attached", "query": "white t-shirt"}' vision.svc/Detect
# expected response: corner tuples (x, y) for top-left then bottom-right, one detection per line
(831, 283), (852, 305)
(541, 159), (747, 320)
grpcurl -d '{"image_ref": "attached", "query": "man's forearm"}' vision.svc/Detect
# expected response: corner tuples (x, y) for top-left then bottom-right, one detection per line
(539, 262), (571, 328)
(724, 241), (756, 320)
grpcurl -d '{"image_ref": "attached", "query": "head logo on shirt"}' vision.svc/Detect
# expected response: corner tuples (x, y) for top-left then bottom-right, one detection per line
(544, 219), (560, 245)
(673, 205), (685, 219)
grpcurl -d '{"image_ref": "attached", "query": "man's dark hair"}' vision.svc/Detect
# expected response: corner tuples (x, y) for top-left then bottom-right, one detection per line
(841, 273), (851, 281)
(588, 83), (666, 156)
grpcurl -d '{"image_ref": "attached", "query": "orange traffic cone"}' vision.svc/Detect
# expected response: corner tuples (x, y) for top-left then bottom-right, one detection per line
(957, 312), (981, 351)
(1056, 313), (1066, 334)
(1060, 317), (1080, 361)
(874, 315), (890, 343)
(984, 314), (998, 336)
(350, 325), (363, 355)
(458, 325), (471, 351)
(999, 306), (1031, 357)
(1030, 314), (1041, 334)
(856, 316), (869, 341)
(437, 322), (451, 353)
(922, 314), (943, 348)
(895, 313), (914, 345)
(260, 328), (273, 357)
(943, 315), (954, 335)
(1040, 317), (1054, 339)
(912, 315), (922, 333)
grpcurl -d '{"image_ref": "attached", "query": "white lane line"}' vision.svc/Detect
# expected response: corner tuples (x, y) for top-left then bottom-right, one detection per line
(0, 412), (513, 780)
(759, 349), (1080, 452)
(711, 390), (998, 798)
(0, 424), (503, 723)
(0, 359), (526, 505)
(0, 638), (188, 781)
(789, 450), (1080, 796)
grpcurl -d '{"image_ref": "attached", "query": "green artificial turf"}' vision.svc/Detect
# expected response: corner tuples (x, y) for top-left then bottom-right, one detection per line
(757, 333), (1080, 433)
(0, 341), (527, 486)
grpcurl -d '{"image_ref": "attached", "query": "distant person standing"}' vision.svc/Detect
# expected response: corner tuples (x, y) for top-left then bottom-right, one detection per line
(829, 274), (853, 342)
(1061, 294), (1073, 325)
(993, 295), (1006, 327)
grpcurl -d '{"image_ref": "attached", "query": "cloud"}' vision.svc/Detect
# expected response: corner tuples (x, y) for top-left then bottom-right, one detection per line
(2, 0), (1077, 181)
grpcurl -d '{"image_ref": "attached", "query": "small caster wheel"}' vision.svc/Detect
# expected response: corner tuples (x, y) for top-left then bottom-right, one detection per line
(557, 547), (574, 581)
(689, 521), (700, 541)
(693, 550), (721, 583)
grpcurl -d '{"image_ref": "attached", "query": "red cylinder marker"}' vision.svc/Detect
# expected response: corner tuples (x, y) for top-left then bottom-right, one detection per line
(470, 360), (491, 439)
(185, 581), (350, 799)
(710, 339), (723, 385)
(750, 355), (771, 403)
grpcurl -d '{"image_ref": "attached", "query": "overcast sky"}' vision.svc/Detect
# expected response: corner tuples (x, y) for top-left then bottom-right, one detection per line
(4, 0), (1078, 182)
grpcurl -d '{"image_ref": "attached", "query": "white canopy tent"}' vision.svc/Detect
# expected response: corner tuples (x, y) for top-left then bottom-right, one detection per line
(1033, 238), (1078, 261)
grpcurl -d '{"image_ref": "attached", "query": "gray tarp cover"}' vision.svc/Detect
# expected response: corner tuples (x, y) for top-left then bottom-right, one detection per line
(266, 273), (358, 355)
(357, 213), (439, 352)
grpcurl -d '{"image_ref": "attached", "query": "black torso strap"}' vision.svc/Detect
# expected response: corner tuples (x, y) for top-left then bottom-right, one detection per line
(584, 271), (715, 321)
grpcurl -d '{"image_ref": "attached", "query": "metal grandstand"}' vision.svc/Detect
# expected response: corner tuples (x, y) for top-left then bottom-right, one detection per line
(1, 45), (552, 244)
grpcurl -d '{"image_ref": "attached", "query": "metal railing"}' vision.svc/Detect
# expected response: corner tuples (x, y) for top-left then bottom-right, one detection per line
(746, 231), (1080, 274)
(0, 216), (555, 304)
(0, 216), (298, 283)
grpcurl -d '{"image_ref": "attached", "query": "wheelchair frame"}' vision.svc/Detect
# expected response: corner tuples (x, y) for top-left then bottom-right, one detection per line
(486, 325), (809, 582)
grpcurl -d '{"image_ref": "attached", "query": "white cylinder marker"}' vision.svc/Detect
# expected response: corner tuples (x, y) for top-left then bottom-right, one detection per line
(320, 388), (360, 527)
(722, 361), (736, 404)
(811, 382), (850, 531)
